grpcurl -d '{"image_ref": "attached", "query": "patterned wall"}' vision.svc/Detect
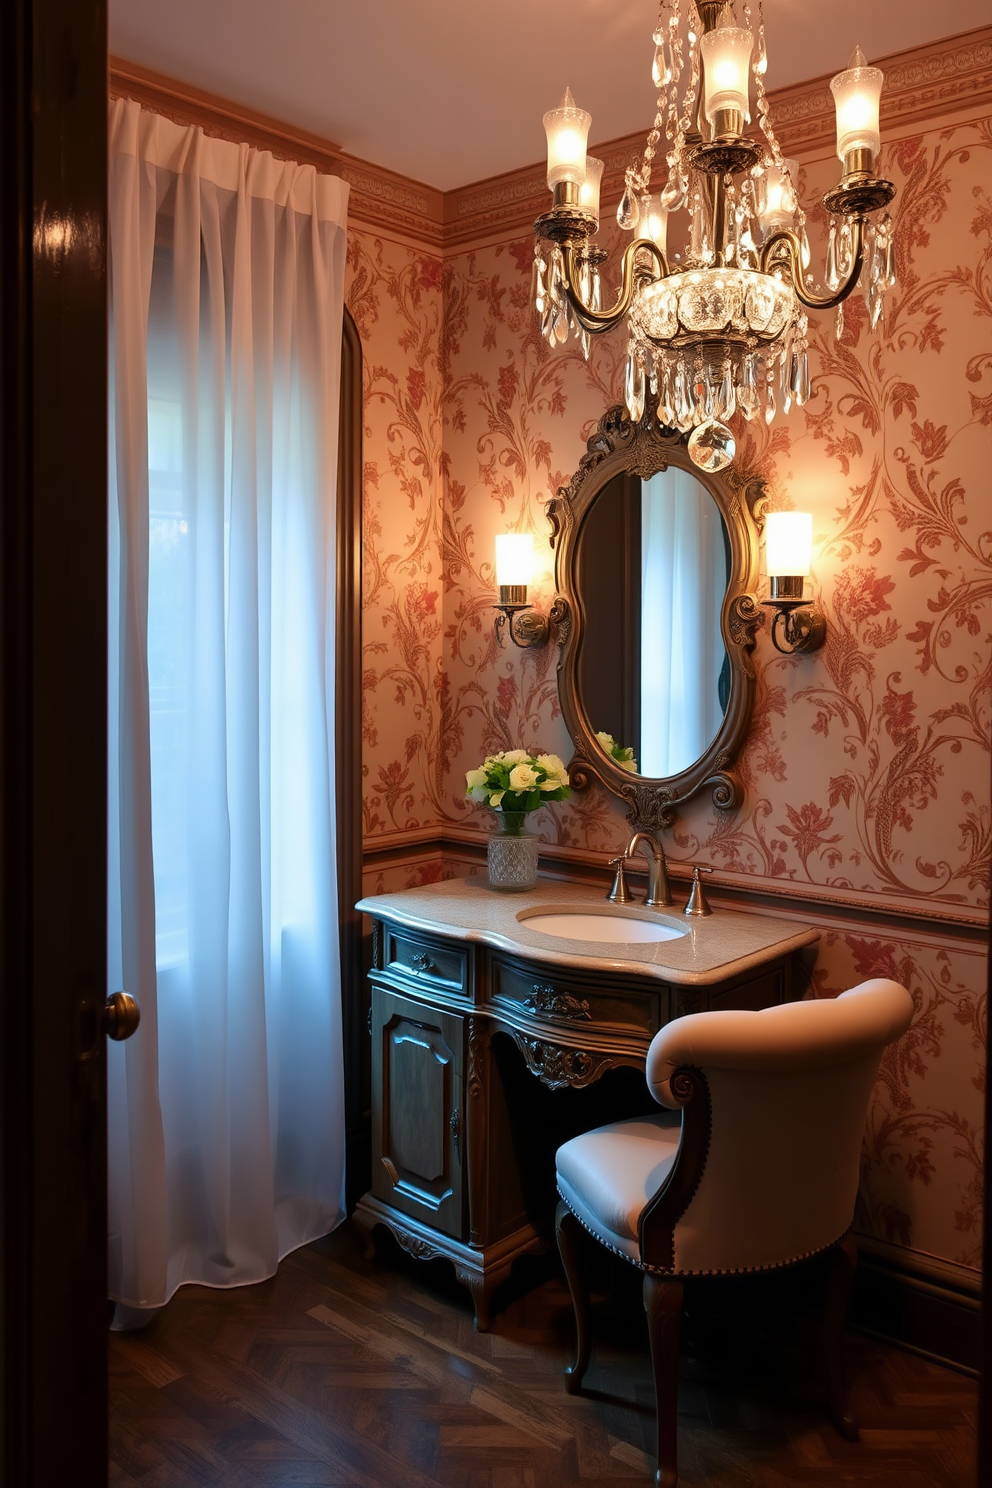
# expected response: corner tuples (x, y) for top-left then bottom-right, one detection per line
(349, 109), (990, 1272)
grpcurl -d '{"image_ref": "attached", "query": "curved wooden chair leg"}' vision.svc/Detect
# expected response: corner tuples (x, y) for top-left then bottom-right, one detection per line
(643, 1272), (683, 1488)
(556, 1200), (592, 1393)
(823, 1233), (860, 1441)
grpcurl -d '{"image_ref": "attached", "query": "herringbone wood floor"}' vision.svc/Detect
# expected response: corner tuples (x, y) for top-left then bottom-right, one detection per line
(109, 1221), (977, 1487)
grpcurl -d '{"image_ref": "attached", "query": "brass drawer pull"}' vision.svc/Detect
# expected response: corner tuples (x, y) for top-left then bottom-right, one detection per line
(523, 984), (591, 1020)
(410, 951), (437, 975)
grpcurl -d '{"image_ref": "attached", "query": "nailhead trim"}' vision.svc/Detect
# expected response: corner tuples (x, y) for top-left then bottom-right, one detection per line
(556, 1187), (847, 1278)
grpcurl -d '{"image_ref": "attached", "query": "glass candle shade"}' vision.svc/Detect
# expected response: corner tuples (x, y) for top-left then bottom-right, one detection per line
(543, 88), (592, 189)
(765, 511), (812, 578)
(758, 160), (799, 232)
(578, 156), (604, 221)
(830, 46), (883, 165)
(495, 532), (534, 589)
(700, 23), (753, 133)
(639, 193), (669, 253)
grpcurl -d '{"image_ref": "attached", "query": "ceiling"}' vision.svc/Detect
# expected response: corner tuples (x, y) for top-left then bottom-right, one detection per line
(108, 1), (988, 192)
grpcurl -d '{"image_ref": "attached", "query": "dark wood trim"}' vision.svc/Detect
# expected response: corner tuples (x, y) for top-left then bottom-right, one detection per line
(1, 0), (109, 1480)
(638, 1067), (712, 1270)
(853, 1240), (981, 1378)
(337, 310), (369, 1206)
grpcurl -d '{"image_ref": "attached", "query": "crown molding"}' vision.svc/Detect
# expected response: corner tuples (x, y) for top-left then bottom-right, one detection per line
(445, 24), (992, 247)
(108, 57), (445, 252)
(111, 23), (991, 259)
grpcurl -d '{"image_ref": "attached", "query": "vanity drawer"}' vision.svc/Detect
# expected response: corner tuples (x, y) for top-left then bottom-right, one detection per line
(491, 957), (664, 1039)
(382, 927), (470, 997)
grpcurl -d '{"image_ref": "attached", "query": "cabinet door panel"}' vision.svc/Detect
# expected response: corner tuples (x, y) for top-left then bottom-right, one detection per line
(371, 987), (464, 1238)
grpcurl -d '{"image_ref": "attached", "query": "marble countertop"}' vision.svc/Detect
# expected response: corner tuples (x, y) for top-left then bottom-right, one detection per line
(357, 875), (819, 987)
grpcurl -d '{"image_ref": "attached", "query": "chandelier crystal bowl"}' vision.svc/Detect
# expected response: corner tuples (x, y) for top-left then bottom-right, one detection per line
(533, 0), (898, 469)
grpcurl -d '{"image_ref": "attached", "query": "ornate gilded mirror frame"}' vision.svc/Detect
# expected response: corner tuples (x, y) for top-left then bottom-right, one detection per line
(548, 406), (767, 831)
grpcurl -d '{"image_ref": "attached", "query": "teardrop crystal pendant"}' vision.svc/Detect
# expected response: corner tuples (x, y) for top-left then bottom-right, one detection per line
(659, 172), (687, 213)
(651, 43), (671, 88)
(674, 360), (692, 428)
(624, 349), (646, 423)
(790, 348), (810, 405)
(533, 253), (546, 314)
(825, 220), (839, 292)
(835, 302), (845, 341)
(716, 360), (735, 421)
(738, 353), (760, 421)
(617, 186), (639, 231)
(688, 419), (736, 472)
(764, 371), (776, 425)
(658, 364), (676, 427)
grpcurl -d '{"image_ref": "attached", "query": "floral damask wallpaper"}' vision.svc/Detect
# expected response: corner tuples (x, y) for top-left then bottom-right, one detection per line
(348, 108), (990, 1271)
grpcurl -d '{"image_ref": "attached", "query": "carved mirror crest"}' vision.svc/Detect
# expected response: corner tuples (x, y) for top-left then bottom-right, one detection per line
(548, 406), (767, 830)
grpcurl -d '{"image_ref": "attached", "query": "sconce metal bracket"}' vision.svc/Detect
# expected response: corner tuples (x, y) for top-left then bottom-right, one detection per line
(762, 598), (827, 655)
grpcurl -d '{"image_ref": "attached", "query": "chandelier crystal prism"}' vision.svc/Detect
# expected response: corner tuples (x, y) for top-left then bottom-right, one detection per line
(533, 0), (897, 470)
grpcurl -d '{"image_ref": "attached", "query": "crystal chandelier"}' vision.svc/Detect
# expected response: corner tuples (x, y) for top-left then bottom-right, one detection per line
(533, 0), (897, 471)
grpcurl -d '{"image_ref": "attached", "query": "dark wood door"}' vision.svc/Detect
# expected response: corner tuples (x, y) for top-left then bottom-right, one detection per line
(1, 0), (110, 1482)
(371, 988), (465, 1238)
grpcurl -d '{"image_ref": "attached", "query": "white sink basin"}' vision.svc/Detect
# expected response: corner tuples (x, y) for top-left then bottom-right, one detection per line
(518, 909), (688, 944)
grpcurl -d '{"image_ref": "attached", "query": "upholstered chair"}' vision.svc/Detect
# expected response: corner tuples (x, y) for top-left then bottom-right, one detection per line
(554, 978), (914, 1488)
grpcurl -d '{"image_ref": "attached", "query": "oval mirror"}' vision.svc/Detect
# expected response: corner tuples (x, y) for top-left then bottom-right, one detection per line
(549, 407), (767, 830)
(577, 467), (731, 780)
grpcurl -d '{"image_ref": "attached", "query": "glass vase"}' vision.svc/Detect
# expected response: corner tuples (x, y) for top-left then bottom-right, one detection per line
(487, 810), (539, 892)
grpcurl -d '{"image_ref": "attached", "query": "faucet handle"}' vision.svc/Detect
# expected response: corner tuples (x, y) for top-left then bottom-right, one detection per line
(607, 855), (635, 905)
(684, 864), (714, 917)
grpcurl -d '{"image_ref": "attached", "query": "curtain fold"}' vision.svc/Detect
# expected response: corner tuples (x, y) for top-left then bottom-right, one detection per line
(107, 97), (349, 1320)
(639, 469), (728, 779)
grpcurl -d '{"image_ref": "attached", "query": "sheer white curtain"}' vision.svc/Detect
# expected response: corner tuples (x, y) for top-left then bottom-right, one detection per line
(640, 469), (727, 778)
(107, 98), (349, 1323)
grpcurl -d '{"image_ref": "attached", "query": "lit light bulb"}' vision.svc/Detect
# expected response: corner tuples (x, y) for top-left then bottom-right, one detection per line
(830, 45), (883, 168)
(543, 88), (592, 190)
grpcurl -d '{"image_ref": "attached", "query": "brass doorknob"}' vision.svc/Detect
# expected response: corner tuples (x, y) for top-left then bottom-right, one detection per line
(105, 991), (140, 1041)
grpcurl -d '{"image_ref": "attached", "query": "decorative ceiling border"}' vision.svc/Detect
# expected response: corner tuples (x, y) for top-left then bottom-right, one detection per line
(108, 57), (445, 251)
(446, 24), (992, 248)
(111, 22), (990, 258)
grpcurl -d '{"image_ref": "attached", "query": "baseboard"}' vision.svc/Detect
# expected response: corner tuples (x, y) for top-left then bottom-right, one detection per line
(850, 1238), (981, 1375)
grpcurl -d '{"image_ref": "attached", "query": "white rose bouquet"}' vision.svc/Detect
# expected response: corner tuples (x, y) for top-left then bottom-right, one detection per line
(596, 730), (638, 774)
(465, 749), (571, 829)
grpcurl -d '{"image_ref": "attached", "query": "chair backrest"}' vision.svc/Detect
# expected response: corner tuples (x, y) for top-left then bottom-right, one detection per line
(642, 979), (914, 1274)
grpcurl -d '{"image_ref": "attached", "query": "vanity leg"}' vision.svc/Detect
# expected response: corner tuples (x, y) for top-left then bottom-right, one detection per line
(456, 1267), (494, 1332)
(556, 1200), (592, 1392)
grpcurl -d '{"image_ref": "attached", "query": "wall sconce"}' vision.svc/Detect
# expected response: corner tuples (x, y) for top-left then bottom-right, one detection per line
(493, 533), (551, 648)
(762, 511), (826, 654)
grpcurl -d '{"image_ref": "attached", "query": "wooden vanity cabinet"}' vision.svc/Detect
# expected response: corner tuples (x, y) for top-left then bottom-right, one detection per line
(354, 907), (804, 1331)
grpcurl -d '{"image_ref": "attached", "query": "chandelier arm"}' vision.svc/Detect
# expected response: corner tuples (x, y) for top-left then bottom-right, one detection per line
(561, 240), (672, 333)
(758, 219), (867, 311)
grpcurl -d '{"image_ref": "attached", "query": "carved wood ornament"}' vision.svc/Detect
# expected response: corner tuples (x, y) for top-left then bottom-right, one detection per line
(548, 407), (768, 829)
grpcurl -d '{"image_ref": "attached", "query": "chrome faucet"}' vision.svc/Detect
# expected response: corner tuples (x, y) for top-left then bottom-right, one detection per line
(625, 831), (674, 908)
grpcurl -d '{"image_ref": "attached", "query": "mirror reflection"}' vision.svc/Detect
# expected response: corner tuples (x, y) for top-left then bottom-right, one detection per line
(577, 468), (731, 779)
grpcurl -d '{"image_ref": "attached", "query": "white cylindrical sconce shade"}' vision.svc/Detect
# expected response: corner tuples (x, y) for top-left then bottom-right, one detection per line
(699, 23), (753, 130)
(495, 532), (534, 588)
(578, 156), (604, 220)
(543, 88), (592, 189)
(765, 511), (812, 577)
(758, 159), (798, 232)
(830, 46), (883, 163)
(639, 193), (669, 252)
